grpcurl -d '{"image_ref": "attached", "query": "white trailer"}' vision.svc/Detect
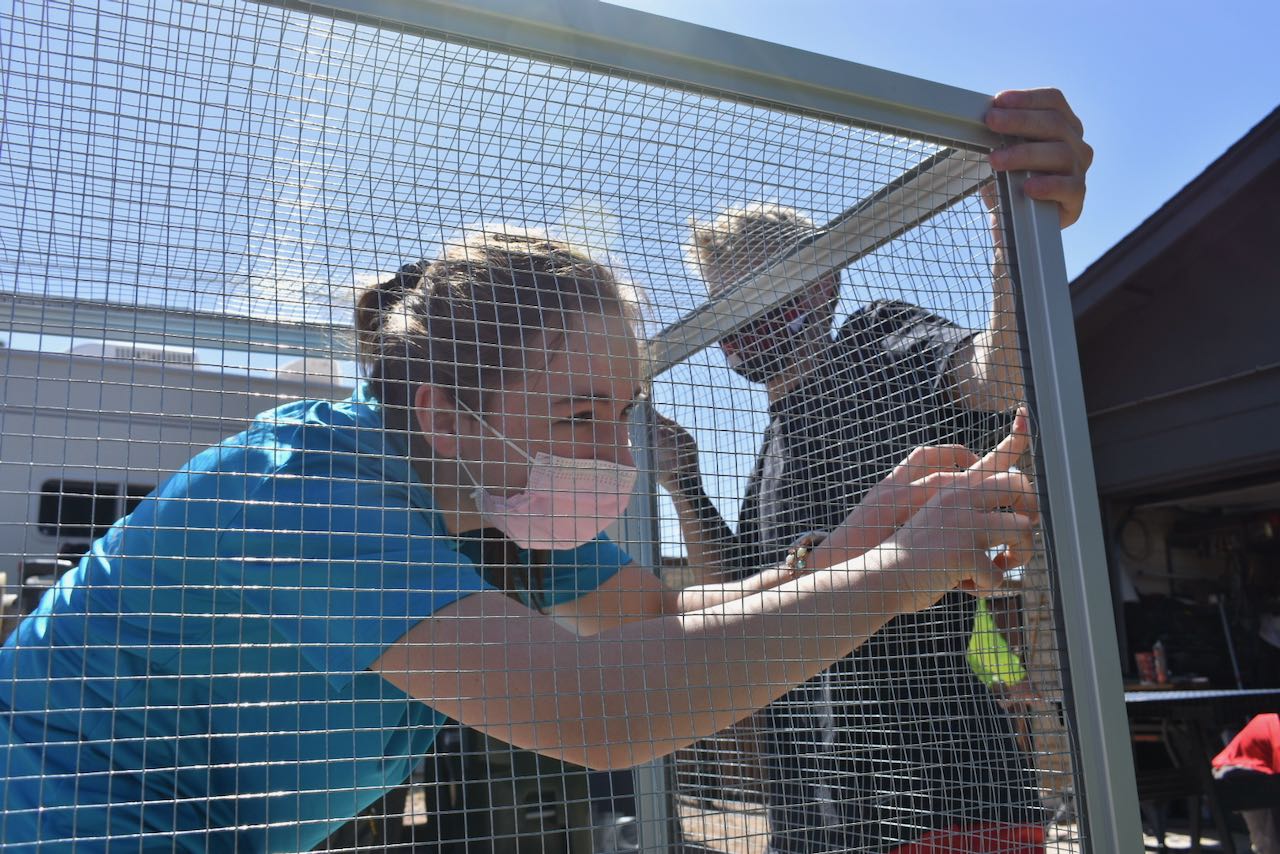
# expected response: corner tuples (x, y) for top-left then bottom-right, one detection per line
(0, 341), (350, 605)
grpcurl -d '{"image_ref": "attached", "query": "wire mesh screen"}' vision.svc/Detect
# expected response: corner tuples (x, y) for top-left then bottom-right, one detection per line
(1, 0), (1089, 851)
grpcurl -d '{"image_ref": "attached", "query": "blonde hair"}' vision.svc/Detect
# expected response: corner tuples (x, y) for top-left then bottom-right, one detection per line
(686, 203), (816, 296)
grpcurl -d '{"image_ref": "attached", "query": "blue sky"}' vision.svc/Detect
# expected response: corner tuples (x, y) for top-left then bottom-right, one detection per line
(613, 0), (1280, 279)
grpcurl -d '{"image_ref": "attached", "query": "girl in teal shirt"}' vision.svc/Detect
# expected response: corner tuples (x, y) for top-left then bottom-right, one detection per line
(0, 229), (1037, 851)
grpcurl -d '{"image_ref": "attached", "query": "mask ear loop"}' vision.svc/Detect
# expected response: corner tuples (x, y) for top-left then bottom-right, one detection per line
(453, 398), (534, 465)
(450, 398), (539, 602)
(452, 398), (537, 512)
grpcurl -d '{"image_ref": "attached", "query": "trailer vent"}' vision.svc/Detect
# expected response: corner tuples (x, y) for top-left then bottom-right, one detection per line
(69, 341), (199, 367)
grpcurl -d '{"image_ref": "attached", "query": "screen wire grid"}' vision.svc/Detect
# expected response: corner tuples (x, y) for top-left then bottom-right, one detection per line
(1, 0), (1088, 851)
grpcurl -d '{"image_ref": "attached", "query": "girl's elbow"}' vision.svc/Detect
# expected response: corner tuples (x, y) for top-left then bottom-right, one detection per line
(661, 588), (687, 616)
(585, 740), (671, 771)
(573, 717), (679, 770)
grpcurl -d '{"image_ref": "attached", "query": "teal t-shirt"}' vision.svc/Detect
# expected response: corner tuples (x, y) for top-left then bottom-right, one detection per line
(0, 385), (629, 852)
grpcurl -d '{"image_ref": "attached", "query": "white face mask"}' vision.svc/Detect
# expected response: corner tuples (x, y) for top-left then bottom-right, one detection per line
(454, 400), (637, 550)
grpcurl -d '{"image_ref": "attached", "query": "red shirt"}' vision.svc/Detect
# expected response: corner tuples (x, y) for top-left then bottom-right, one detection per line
(1213, 713), (1280, 775)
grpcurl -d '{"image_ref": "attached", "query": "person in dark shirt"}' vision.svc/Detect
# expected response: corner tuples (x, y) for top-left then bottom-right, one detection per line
(654, 88), (1092, 853)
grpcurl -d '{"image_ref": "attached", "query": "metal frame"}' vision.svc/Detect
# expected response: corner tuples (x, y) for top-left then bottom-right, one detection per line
(260, 0), (1002, 150)
(644, 146), (991, 377)
(3, 0), (1141, 848)
(1000, 170), (1143, 849)
(617, 404), (674, 850)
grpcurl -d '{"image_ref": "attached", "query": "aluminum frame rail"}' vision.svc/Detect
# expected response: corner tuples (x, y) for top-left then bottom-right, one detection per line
(260, 0), (1003, 150)
(642, 146), (991, 379)
(182, 1), (1134, 849)
(616, 404), (671, 852)
(1000, 169), (1141, 850)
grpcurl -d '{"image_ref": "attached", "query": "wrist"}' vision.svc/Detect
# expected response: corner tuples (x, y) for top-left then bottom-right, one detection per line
(784, 544), (807, 574)
(876, 530), (966, 593)
(665, 473), (706, 501)
(991, 264), (1013, 298)
(839, 545), (951, 619)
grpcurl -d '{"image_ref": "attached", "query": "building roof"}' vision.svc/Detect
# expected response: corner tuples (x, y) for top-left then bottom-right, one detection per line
(1072, 104), (1280, 329)
(1068, 104), (1280, 500)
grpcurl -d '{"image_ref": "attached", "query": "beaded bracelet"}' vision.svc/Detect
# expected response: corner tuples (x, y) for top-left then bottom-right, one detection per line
(784, 545), (808, 575)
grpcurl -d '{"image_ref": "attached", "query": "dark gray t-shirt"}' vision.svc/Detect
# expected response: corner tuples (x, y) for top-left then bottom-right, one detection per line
(725, 300), (1039, 853)
(735, 299), (987, 562)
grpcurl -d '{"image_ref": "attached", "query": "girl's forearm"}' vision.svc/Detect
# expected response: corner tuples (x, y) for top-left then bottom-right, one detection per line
(666, 480), (744, 582)
(492, 544), (947, 769)
(669, 565), (799, 613)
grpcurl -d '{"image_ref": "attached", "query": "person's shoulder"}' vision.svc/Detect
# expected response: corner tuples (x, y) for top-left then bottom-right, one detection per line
(839, 299), (953, 339)
(219, 397), (442, 548)
(243, 387), (391, 476)
(165, 391), (397, 524)
(175, 399), (342, 485)
(836, 298), (968, 359)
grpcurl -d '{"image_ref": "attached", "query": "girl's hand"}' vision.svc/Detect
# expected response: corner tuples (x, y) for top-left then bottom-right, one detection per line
(811, 408), (1030, 566)
(886, 468), (1039, 596)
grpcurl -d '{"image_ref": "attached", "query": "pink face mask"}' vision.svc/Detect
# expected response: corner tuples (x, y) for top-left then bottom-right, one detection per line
(456, 402), (638, 551)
